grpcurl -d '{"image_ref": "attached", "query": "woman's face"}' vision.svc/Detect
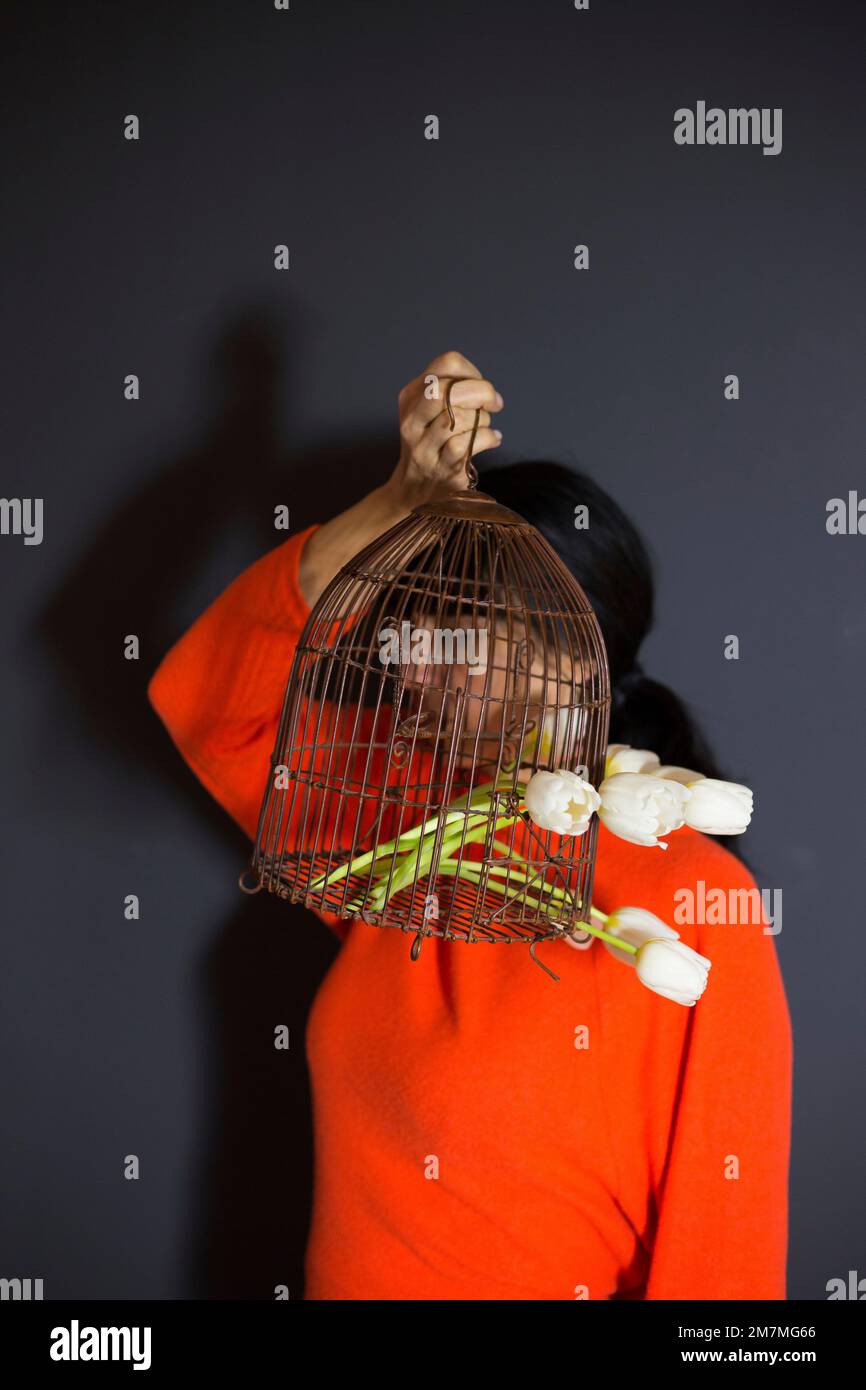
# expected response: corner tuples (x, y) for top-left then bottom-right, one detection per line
(398, 616), (585, 774)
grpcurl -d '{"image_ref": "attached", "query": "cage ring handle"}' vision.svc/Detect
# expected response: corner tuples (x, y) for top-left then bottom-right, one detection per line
(238, 867), (263, 894)
(443, 378), (481, 490)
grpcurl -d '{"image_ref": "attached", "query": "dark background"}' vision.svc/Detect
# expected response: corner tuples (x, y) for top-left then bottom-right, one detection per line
(1, 0), (864, 1300)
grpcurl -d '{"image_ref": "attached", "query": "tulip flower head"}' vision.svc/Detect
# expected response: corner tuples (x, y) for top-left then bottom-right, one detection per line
(604, 744), (661, 777)
(524, 769), (601, 837)
(597, 771), (690, 848)
(634, 937), (712, 1007)
(655, 764), (704, 785)
(682, 778), (754, 835)
(600, 905), (681, 966)
(532, 708), (586, 767)
(575, 903), (713, 1007)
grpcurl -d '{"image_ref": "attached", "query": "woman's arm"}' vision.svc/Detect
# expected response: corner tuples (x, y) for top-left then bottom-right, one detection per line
(148, 349), (503, 837)
(147, 525), (319, 842)
(298, 349), (502, 605)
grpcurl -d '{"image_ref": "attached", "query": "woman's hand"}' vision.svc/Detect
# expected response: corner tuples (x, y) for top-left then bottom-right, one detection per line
(385, 350), (504, 510)
(298, 351), (503, 608)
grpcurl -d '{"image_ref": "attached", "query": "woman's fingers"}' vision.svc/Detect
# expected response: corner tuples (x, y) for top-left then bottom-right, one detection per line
(403, 378), (503, 441)
(414, 410), (490, 465)
(429, 376), (502, 419)
(394, 351), (503, 501)
(420, 406), (492, 450)
(398, 351), (482, 432)
(424, 349), (482, 382)
(438, 424), (502, 470)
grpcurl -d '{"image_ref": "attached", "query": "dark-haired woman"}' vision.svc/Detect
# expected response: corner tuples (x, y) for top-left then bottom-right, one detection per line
(148, 351), (791, 1301)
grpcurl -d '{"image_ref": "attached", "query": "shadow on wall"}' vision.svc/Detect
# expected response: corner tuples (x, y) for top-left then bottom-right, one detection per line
(38, 305), (396, 1298)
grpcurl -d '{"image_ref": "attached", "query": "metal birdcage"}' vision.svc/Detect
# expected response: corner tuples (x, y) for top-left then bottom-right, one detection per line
(242, 410), (611, 969)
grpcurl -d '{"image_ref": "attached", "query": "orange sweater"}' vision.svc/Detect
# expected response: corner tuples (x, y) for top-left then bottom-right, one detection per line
(148, 525), (792, 1301)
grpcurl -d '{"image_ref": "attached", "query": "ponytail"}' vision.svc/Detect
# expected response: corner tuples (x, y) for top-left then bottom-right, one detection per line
(610, 666), (724, 780)
(480, 459), (748, 860)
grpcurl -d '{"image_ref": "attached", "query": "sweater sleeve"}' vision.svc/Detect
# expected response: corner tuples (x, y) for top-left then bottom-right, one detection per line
(642, 846), (793, 1300)
(147, 524), (350, 942)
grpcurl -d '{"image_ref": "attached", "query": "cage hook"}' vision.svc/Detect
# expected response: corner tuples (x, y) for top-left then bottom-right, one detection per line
(443, 378), (480, 490)
(528, 938), (560, 982)
(238, 867), (263, 895)
(410, 931), (425, 961)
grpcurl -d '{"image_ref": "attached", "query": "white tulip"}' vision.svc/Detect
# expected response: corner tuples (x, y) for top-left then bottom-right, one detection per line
(600, 906), (680, 967)
(604, 744), (661, 777)
(524, 769), (601, 836)
(598, 771), (690, 848)
(683, 778), (753, 835)
(656, 764), (704, 785)
(533, 708), (586, 766)
(635, 938), (712, 1007)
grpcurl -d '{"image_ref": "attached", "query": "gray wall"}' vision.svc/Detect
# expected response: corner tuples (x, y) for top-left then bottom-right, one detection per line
(2, 0), (863, 1299)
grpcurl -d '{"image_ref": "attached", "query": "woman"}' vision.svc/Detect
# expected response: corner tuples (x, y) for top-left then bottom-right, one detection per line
(148, 350), (792, 1300)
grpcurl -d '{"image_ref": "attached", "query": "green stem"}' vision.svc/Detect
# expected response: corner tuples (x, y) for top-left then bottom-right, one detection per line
(436, 861), (637, 955)
(307, 771), (638, 959)
(308, 782), (507, 894)
(367, 812), (492, 910)
(368, 813), (516, 911)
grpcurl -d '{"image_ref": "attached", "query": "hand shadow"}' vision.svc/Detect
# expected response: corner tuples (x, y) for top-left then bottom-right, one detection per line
(38, 304), (396, 1298)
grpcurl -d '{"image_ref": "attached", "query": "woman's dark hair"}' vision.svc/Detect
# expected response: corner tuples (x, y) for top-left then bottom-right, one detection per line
(481, 460), (743, 855)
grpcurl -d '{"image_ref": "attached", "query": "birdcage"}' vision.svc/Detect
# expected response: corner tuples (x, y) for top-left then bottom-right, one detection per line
(241, 437), (611, 969)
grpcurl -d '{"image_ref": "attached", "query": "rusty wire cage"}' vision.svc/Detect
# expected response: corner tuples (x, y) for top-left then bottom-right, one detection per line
(244, 484), (611, 962)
